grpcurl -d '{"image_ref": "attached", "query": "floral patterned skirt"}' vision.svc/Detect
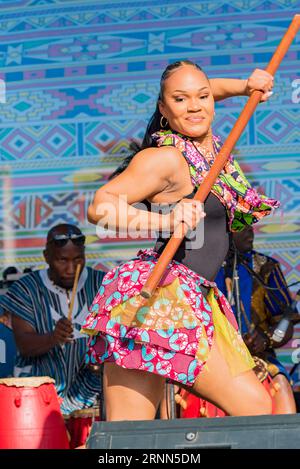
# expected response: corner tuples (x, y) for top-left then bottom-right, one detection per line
(81, 249), (254, 386)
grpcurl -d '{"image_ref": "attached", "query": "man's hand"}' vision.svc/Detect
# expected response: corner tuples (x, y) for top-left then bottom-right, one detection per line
(243, 329), (269, 355)
(52, 318), (74, 345)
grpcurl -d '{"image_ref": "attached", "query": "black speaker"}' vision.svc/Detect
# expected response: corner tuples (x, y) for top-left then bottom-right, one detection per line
(87, 414), (300, 449)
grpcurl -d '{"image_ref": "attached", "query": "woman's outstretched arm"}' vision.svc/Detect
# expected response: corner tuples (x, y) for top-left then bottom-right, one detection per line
(88, 146), (204, 237)
(210, 68), (274, 102)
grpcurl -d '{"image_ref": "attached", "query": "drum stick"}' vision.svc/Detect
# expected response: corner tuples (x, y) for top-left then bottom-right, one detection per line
(140, 14), (300, 300)
(67, 264), (81, 321)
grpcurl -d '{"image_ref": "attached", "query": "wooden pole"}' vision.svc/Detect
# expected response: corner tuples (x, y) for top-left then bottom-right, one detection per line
(67, 264), (81, 321)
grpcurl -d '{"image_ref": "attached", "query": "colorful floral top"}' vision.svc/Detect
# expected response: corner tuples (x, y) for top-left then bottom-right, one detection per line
(152, 130), (280, 232)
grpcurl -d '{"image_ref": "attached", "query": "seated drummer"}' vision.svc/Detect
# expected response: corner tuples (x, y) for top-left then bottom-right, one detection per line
(0, 224), (105, 418)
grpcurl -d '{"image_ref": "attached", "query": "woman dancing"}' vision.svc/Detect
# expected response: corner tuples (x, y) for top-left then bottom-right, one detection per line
(82, 60), (279, 420)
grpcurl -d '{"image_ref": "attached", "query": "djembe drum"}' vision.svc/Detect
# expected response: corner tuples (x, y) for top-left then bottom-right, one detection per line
(64, 405), (100, 449)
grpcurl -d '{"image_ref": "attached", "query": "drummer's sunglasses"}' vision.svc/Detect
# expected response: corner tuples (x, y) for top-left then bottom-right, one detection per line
(49, 233), (86, 247)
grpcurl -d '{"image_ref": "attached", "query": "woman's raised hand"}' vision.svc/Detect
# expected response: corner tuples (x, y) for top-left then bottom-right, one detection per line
(245, 68), (274, 102)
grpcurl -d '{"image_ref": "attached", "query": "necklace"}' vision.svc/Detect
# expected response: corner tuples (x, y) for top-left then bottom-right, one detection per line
(190, 140), (216, 166)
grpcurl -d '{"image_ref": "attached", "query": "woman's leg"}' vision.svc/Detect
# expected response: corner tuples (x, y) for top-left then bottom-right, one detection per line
(104, 362), (165, 421)
(104, 338), (272, 421)
(191, 340), (273, 416)
(272, 374), (296, 414)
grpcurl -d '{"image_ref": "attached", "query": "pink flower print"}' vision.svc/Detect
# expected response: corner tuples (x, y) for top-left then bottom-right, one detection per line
(183, 313), (198, 330)
(142, 344), (157, 361)
(113, 338), (131, 358)
(169, 332), (189, 351)
(157, 349), (176, 360)
(152, 298), (173, 318)
(185, 342), (198, 356)
(138, 268), (152, 285)
(156, 360), (172, 376)
(244, 189), (262, 207)
(155, 317), (176, 331)
(170, 306), (184, 323)
(105, 291), (122, 309)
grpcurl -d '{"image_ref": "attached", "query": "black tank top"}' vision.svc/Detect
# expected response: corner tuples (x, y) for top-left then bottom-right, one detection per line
(148, 190), (229, 286)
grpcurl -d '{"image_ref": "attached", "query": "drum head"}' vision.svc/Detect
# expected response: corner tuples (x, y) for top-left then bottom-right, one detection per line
(0, 376), (55, 387)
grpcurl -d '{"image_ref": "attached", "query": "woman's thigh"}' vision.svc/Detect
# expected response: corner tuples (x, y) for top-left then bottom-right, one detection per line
(103, 362), (165, 421)
(103, 338), (273, 420)
(191, 340), (272, 416)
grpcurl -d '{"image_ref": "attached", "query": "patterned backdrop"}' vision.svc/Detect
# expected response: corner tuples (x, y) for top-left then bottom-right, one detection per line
(0, 0), (299, 380)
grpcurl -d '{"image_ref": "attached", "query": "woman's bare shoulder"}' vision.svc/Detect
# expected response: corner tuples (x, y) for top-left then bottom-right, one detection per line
(130, 146), (185, 176)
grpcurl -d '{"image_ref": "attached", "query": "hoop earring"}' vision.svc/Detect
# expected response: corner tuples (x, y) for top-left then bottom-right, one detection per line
(160, 116), (168, 128)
